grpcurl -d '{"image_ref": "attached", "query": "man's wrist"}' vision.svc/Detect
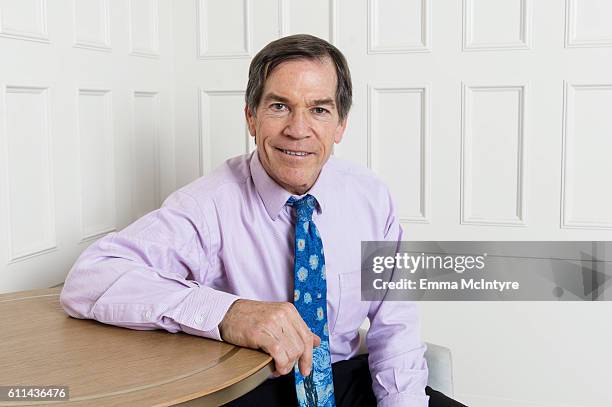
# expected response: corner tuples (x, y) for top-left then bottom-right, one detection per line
(218, 298), (246, 341)
(175, 286), (241, 341)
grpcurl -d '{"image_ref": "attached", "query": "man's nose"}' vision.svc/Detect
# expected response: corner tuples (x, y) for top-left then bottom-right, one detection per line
(283, 109), (310, 139)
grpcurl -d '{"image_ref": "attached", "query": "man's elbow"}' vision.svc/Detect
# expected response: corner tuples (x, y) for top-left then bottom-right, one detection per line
(59, 264), (95, 320)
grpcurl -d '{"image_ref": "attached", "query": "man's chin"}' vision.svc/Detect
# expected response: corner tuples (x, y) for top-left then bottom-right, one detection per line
(279, 177), (313, 195)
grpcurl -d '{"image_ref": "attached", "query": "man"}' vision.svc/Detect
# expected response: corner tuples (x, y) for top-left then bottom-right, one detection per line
(60, 34), (464, 407)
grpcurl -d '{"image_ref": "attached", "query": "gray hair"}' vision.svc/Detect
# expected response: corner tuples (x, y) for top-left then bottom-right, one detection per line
(245, 34), (352, 121)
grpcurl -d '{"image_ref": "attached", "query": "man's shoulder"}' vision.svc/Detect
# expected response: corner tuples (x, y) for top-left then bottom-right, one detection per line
(168, 154), (252, 205)
(326, 156), (390, 196)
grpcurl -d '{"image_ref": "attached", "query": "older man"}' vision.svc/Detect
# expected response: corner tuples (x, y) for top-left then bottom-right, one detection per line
(60, 35), (464, 407)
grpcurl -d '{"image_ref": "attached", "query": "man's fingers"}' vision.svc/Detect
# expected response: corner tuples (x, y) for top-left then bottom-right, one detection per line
(286, 304), (317, 376)
(263, 317), (304, 376)
(298, 331), (314, 376)
(276, 322), (316, 377)
(257, 330), (291, 376)
(298, 332), (324, 376)
(219, 300), (323, 377)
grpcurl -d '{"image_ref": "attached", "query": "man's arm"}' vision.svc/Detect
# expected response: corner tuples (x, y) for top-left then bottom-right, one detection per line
(366, 187), (429, 407)
(60, 190), (239, 340)
(60, 188), (318, 377)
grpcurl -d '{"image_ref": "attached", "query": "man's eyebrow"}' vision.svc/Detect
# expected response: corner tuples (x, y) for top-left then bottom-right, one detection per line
(261, 93), (291, 104)
(310, 98), (336, 108)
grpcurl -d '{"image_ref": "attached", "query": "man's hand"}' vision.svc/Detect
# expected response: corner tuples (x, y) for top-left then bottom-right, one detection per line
(219, 299), (321, 377)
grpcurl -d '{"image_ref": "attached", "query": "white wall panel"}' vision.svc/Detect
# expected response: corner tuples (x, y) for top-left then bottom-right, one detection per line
(73, 0), (110, 51)
(461, 84), (526, 226)
(77, 89), (115, 242)
(129, 0), (159, 57)
(368, 86), (429, 223)
(565, 0), (612, 48)
(250, 0), (281, 52)
(197, 0), (251, 59)
(132, 91), (161, 219)
(280, 0), (336, 43)
(1, 0), (175, 291)
(562, 83), (612, 229)
(3, 86), (56, 262)
(199, 90), (252, 175)
(368, 0), (429, 53)
(463, 0), (531, 51)
(0, 0), (48, 42)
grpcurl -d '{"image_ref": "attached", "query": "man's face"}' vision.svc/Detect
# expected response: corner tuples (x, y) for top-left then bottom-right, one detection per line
(246, 57), (347, 195)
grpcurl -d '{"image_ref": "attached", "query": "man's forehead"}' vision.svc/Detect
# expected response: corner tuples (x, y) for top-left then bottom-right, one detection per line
(260, 58), (337, 102)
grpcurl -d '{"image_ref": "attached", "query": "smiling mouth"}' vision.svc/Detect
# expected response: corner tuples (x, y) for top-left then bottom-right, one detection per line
(276, 147), (312, 157)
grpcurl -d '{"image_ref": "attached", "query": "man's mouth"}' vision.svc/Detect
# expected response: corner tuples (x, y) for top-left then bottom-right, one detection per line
(276, 148), (311, 157)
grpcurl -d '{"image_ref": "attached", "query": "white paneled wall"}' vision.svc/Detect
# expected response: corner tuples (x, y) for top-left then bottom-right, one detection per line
(0, 0), (175, 292)
(198, 89), (253, 174)
(562, 83), (612, 229)
(368, 0), (429, 53)
(173, 1), (612, 406)
(368, 85), (430, 223)
(3, 86), (55, 263)
(0, 0), (49, 43)
(77, 88), (115, 241)
(461, 84), (527, 226)
(2, 0), (612, 406)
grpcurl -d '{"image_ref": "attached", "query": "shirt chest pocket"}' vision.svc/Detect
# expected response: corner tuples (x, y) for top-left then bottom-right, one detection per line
(331, 272), (369, 335)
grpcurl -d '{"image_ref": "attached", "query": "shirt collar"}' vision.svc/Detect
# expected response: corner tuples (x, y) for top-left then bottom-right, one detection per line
(250, 149), (331, 220)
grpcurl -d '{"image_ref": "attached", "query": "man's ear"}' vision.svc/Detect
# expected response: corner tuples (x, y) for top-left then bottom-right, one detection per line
(245, 105), (256, 140)
(334, 117), (348, 144)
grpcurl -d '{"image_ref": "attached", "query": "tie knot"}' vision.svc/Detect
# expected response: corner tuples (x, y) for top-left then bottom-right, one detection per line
(287, 194), (317, 221)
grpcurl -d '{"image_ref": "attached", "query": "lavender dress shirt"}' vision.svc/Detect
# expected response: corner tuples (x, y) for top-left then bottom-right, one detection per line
(60, 151), (429, 406)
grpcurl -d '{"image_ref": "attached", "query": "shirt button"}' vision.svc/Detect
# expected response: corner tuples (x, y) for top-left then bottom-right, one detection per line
(196, 315), (205, 324)
(143, 310), (151, 319)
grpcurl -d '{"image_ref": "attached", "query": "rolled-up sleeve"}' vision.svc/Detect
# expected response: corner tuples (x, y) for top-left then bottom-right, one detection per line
(60, 190), (239, 341)
(366, 186), (429, 407)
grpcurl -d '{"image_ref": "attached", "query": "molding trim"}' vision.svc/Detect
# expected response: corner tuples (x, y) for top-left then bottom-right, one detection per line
(197, 0), (252, 59)
(367, 0), (430, 54)
(462, 0), (531, 51)
(460, 82), (528, 227)
(73, 0), (111, 52)
(198, 89), (246, 176)
(278, 0), (338, 45)
(0, 0), (50, 44)
(564, 0), (612, 48)
(76, 88), (116, 243)
(367, 85), (430, 223)
(3, 85), (57, 264)
(561, 82), (612, 229)
(128, 0), (160, 58)
(131, 90), (162, 220)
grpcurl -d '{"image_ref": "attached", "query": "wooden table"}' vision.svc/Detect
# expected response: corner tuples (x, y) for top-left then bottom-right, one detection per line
(0, 288), (273, 406)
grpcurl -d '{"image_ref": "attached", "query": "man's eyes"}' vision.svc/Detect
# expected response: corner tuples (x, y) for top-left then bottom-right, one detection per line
(312, 107), (330, 115)
(267, 103), (330, 115)
(270, 103), (288, 111)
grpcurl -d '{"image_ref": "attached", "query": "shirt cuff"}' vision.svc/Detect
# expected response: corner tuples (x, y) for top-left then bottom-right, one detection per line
(174, 285), (241, 341)
(378, 393), (430, 407)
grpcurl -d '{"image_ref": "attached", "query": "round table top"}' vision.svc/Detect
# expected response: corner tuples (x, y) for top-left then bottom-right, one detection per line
(0, 288), (273, 406)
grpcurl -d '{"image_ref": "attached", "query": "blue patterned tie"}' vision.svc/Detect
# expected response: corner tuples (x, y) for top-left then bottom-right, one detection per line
(287, 195), (336, 407)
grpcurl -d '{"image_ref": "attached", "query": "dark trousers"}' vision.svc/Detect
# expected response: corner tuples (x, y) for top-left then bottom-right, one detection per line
(223, 354), (467, 407)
